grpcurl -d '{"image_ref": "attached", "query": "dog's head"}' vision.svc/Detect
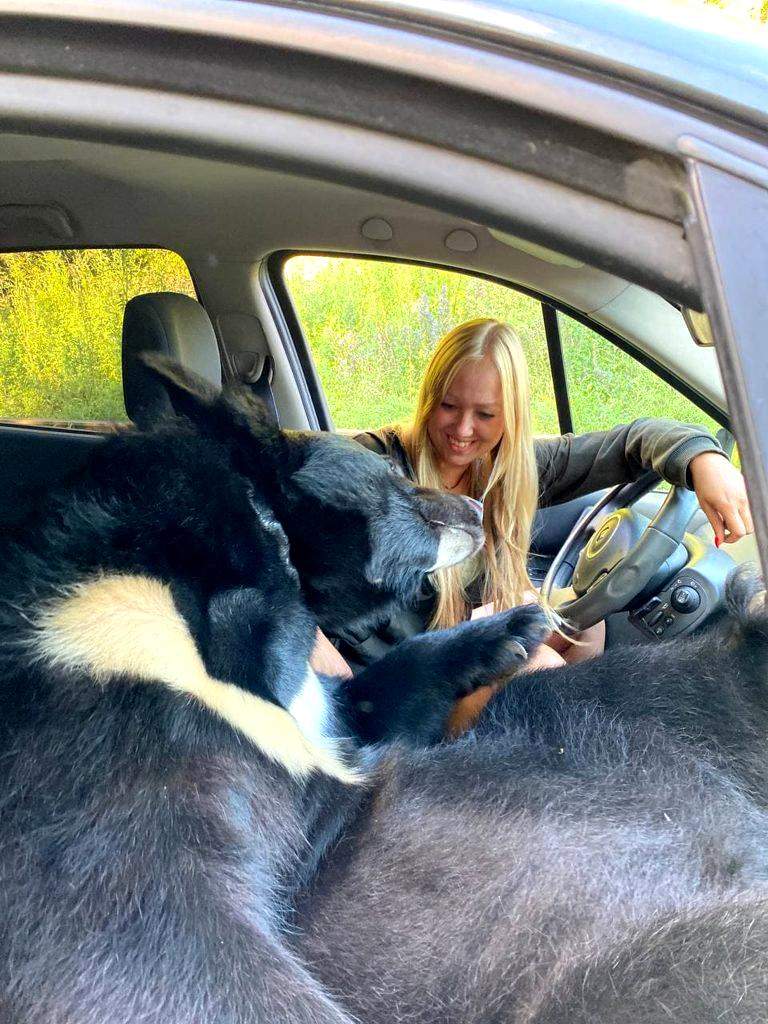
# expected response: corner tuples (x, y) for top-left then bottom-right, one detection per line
(278, 431), (486, 632)
(146, 356), (485, 633)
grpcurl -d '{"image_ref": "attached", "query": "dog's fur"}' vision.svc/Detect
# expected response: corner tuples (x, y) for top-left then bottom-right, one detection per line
(0, 362), (543, 1023)
(1, 362), (768, 1023)
(293, 574), (768, 1023)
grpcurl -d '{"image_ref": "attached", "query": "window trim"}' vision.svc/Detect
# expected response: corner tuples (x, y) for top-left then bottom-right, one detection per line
(542, 303), (573, 435)
(269, 249), (728, 435)
(259, 258), (328, 430)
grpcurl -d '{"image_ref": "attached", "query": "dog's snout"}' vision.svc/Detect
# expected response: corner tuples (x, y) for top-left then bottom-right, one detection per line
(415, 490), (484, 532)
(462, 496), (484, 521)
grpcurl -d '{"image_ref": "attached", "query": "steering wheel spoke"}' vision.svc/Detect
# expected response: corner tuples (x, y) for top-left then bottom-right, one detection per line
(548, 584), (578, 608)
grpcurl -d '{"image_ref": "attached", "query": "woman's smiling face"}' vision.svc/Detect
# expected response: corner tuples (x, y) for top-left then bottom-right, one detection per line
(426, 356), (505, 482)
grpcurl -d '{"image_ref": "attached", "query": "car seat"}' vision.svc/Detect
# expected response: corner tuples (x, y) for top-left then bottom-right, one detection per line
(122, 291), (277, 427)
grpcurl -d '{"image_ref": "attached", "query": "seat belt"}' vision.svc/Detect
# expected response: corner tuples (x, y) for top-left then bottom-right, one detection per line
(235, 351), (279, 426)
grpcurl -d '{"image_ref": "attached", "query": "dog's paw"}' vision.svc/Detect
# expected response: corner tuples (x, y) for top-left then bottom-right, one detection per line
(461, 604), (552, 684)
(500, 604), (552, 662)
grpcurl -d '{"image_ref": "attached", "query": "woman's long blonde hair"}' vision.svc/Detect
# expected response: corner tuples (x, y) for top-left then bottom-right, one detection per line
(401, 319), (538, 629)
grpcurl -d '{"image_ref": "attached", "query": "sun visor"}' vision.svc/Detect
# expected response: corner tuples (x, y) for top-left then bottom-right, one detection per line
(488, 228), (585, 268)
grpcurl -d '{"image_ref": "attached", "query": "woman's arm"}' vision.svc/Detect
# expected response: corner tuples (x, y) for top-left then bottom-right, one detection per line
(535, 419), (751, 543)
(535, 418), (724, 507)
(688, 450), (753, 544)
(310, 628), (353, 679)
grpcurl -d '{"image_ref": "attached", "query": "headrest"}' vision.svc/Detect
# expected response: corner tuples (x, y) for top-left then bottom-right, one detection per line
(122, 292), (222, 428)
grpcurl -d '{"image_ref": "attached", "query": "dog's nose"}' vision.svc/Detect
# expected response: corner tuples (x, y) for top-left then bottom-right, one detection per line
(463, 496), (484, 521)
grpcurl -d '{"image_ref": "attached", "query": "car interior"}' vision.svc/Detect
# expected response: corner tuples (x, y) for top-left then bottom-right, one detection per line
(0, 128), (756, 653)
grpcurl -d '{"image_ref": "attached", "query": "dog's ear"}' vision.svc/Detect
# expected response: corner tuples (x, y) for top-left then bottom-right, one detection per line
(140, 353), (220, 428)
(291, 446), (351, 507)
(291, 439), (380, 508)
(141, 353), (274, 437)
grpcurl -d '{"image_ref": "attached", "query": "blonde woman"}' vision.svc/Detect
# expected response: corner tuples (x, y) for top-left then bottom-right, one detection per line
(313, 319), (751, 720)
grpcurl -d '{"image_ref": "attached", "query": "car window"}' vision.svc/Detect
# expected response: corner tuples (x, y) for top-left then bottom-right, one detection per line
(557, 311), (720, 437)
(283, 255), (559, 434)
(0, 248), (195, 430)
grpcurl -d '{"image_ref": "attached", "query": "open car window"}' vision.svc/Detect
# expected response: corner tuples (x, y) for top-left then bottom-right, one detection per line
(0, 248), (195, 431)
(282, 254), (723, 449)
(282, 254), (559, 434)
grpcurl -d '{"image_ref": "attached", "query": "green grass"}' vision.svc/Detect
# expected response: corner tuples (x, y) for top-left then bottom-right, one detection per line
(284, 255), (720, 438)
(0, 248), (719, 440)
(0, 249), (195, 424)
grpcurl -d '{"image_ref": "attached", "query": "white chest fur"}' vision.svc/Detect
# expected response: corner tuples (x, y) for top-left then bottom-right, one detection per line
(289, 667), (335, 750)
(33, 574), (358, 784)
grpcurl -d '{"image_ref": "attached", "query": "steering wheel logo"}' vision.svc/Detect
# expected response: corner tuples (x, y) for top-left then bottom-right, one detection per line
(586, 512), (621, 557)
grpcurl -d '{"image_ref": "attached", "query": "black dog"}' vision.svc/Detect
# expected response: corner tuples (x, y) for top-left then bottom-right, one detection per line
(0, 361), (545, 1024)
(293, 572), (768, 1023)
(2, 360), (768, 1023)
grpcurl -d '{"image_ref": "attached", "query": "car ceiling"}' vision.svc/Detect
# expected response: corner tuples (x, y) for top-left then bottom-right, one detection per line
(0, 130), (725, 413)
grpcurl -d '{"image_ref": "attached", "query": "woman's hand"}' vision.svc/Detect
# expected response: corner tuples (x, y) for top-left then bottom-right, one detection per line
(689, 451), (753, 545)
(310, 628), (353, 679)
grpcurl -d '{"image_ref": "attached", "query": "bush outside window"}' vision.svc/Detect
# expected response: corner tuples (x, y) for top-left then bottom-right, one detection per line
(557, 312), (720, 437)
(0, 248), (195, 429)
(283, 255), (559, 435)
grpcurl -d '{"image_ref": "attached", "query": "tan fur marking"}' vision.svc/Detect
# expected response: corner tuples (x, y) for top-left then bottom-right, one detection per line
(35, 575), (358, 783)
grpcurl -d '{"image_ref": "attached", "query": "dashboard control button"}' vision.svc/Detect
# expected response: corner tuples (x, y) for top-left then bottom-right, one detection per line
(670, 586), (701, 614)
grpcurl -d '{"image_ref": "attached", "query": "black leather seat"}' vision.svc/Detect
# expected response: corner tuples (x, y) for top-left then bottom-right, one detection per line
(122, 292), (277, 427)
(122, 292), (222, 429)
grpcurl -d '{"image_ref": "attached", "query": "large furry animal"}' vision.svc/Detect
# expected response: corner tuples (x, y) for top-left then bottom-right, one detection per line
(294, 575), (768, 1023)
(0, 361), (545, 1024)
(1, 360), (768, 1023)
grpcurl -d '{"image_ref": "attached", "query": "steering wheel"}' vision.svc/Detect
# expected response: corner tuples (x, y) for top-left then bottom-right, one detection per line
(540, 472), (699, 632)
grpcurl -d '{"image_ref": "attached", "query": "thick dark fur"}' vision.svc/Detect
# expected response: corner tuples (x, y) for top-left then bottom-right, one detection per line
(1, 361), (768, 1022)
(0, 363), (543, 1023)
(293, 570), (768, 1023)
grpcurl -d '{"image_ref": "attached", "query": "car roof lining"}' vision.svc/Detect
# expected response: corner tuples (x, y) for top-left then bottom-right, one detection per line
(0, 132), (652, 308)
(0, 10), (703, 289)
(0, 83), (698, 307)
(2, 3), (766, 310)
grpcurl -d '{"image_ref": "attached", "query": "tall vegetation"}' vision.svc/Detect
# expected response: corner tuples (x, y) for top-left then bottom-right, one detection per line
(285, 256), (561, 433)
(0, 249), (194, 424)
(284, 256), (720, 437)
